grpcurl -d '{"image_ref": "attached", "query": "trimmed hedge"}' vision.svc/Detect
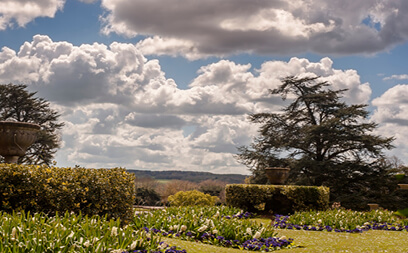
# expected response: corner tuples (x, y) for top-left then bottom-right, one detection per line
(167, 190), (219, 207)
(226, 184), (329, 214)
(0, 163), (135, 223)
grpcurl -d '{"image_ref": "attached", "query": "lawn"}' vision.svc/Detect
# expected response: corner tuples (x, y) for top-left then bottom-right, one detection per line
(159, 216), (408, 253)
(162, 229), (408, 253)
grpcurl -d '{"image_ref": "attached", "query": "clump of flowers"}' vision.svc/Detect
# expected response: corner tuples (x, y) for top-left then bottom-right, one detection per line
(132, 206), (294, 251)
(0, 211), (182, 253)
(273, 208), (408, 233)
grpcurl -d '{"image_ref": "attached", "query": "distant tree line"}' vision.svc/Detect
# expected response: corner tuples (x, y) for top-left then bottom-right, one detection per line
(127, 170), (246, 184)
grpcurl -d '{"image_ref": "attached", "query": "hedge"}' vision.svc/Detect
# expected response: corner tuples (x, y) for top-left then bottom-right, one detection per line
(226, 184), (330, 214)
(0, 163), (135, 223)
(167, 190), (219, 207)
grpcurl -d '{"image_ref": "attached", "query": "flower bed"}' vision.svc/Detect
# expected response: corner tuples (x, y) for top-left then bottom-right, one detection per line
(0, 211), (178, 253)
(273, 209), (408, 233)
(132, 206), (294, 251)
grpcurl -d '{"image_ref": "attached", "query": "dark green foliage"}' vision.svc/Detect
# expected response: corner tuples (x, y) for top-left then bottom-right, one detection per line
(135, 188), (162, 206)
(0, 84), (64, 165)
(236, 76), (395, 209)
(226, 184), (329, 214)
(0, 163), (135, 223)
(134, 177), (162, 206)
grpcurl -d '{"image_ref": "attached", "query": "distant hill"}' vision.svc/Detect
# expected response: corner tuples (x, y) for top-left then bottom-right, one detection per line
(126, 169), (247, 184)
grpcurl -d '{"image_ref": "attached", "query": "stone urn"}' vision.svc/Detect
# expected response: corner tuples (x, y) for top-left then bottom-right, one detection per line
(0, 121), (41, 163)
(367, 203), (379, 210)
(265, 167), (290, 185)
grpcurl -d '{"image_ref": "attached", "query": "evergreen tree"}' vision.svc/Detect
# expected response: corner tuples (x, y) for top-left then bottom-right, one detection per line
(0, 83), (64, 165)
(236, 76), (395, 209)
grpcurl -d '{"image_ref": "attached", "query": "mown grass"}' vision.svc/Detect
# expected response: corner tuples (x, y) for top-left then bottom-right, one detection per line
(163, 229), (408, 253)
(274, 229), (408, 252)
(162, 218), (408, 253)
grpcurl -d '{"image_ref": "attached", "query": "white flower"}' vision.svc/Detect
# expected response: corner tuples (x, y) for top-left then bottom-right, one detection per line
(246, 227), (252, 235)
(253, 231), (261, 239)
(318, 219), (322, 224)
(11, 227), (17, 241)
(212, 229), (218, 234)
(197, 225), (208, 232)
(68, 231), (75, 238)
(180, 225), (187, 232)
(111, 226), (118, 237)
(83, 240), (91, 247)
(130, 240), (138, 250)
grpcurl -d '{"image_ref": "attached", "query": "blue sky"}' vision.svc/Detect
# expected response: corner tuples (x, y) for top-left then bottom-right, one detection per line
(1, 0), (408, 174)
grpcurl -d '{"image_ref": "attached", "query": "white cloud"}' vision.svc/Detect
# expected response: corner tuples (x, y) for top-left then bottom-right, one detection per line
(101, 0), (408, 58)
(78, 0), (98, 3)
(383, 74), (408, 81)
(371, 84), (408, 164)
(0, 35), (374, 174)
(0, 0), (64, 30)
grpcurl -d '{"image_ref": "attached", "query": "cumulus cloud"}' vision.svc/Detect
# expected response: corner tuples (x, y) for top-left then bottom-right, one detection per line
(101, 0), (408, 58)
(371, 84), (408, 163)
(0, 0), (64, 30)
(0, 35), (375, 173)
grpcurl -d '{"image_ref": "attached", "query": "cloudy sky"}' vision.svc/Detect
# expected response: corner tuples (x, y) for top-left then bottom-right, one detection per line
(1, 0), (408, 174)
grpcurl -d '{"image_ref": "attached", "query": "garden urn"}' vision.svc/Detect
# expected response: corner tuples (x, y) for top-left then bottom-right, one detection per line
(265, 167), (290, 185)
(0, 121), (41, 163)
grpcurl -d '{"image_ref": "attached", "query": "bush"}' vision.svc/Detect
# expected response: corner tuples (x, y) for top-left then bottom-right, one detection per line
(135, 187), (162, 206)
(0, 163), (135, 223)
(167, 190), (219, 207)
(134, 177), (162, 206)
(159, 180), (198, 204)
(198, 179), (227, 203)
(226, 184), (329, 214)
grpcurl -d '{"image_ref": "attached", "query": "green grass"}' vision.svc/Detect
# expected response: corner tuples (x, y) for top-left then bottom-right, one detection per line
(162, 229), (408, 253)
(274, 229), (408, 252)
(161, 218), (408, 253)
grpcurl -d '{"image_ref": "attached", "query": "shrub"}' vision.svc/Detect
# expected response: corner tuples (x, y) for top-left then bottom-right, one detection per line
(226, 184), (329, 214)
(134, 177), (162, 206)
(167, 190), (219, 206)
(0, 163), (135, 223)
(135, 187), (162, 206)
(159, 180), (198, 204)
(198, 179), (227, 203)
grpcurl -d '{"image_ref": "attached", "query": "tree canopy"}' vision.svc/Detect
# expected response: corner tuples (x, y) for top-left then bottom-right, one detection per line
(0, 83), (64, 165)
(236, 76), (397, 208)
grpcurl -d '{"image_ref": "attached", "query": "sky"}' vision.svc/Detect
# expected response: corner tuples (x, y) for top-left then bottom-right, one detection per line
(1, 0), (408, 175)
